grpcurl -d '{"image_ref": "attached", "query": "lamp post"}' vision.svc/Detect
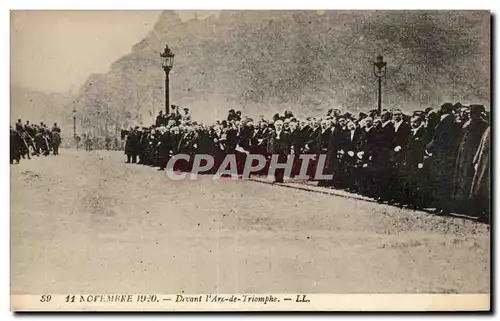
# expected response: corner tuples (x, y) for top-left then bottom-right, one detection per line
(72, 107), (76, 138)
(160, 45), (175, 114)
(373, 55), (387, 115)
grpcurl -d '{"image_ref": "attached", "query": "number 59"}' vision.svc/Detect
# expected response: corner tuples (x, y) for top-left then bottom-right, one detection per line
(40, 295), (52, 302)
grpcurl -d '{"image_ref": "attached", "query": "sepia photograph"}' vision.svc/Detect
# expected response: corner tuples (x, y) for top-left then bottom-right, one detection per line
(9, 9), (491, 311)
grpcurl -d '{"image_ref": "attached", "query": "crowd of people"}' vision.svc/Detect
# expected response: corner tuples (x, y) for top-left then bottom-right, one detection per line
(122, 103), (491, 221)
(10, 119), (62, 164)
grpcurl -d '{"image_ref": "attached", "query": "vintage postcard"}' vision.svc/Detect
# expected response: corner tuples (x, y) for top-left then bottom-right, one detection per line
(10, 10), (490, 311)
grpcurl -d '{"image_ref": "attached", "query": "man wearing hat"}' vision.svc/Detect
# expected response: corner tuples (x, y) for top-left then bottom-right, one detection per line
(125, 127), (140, 163)
(15, 119), (24, 132)
(357, 112), (368, 123)
(426, 103), (461, 214)
(155, 110), (168, 126)
(181, 107), (191, 121)
(284, 110), (294, 119)
(52, 122), (61, 133)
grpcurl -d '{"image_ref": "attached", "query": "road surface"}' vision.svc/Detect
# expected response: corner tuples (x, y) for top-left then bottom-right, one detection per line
(11, 149), (490, 294)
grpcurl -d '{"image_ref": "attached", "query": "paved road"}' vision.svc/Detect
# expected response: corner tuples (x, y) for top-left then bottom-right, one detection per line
(11, 149), (490, 294)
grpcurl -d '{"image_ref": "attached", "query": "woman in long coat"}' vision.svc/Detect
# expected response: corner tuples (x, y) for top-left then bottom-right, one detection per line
(451, 105), (489, 212)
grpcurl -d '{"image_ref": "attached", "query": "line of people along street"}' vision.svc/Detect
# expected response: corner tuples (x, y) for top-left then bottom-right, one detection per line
(10, 119), (62, 164)
(122, 103), (490, 221)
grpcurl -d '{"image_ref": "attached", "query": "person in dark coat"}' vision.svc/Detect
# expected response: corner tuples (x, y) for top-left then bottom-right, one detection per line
(313, 119), (333, 186)
(325, 119), (345, 187)
(178, 127), (195, 155)
(169, 126), (182, 155)
(137, 129), (149, 164)
(451, 105), (489, 212)
(10, 127), (22, 164)
(178, 127), (198, 171)
(357, 117), (377, 195)
(339, 120), (363, 190)
(286, 120), (302, 176)
(51, 130), (61, 155)
(233, 122), (254, 176)
(424, 109), (439, 145)
(234, 111), (242, 121)
(392, 110), (411, 156)
(15, 119), (24, 132)
(85, 135), (93, 152)
(266, 119), (290, 183)
(104, 136), (111, 151)
(249, 121), (271, 175)
(23, 122), (36, 155)
(209, 125), (228, 173)
(52, 122), (61, 133)
(296, 120), (312, 154)
(227, 109), (236, 122)
(155, 111), (166, 126)
(426, 103), (461, 214)
(315, 119), (332, 153)
(227, 123), (240, 152)
(166, 126), (182, 171)
(158, 128), (171, 170)
(251, 121), (270, 154)
(308, 119), (322, 153)
(196, 126), (215, 155)
(237, 121), (254, 152)
(391, 109), (411, 202)
(143, 129), (154, 165)
(34, 127), (50, 156)
(125, 127), (140, 163)
(470, 126), (490, 221)
(372, 110), (395, 201)
(401, 115), (427, 207)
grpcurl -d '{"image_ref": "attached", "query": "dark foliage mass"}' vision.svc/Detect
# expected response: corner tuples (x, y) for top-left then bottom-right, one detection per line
(69, 11), (488, 135)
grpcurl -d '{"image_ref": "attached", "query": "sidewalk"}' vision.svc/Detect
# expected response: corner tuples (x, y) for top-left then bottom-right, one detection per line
(248, 176), (485, 222)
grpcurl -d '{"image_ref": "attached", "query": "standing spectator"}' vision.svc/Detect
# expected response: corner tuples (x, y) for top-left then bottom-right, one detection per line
(426, 103), (461, 215)
(470, 126), (490, 221)
(451, 105), (489, 212)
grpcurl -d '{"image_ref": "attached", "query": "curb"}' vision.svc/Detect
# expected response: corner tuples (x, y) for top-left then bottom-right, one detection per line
(248, 177), (376, 203)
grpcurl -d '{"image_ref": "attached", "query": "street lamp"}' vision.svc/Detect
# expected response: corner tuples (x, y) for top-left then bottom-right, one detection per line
(373, 55), (387, 115)
(160, 45), (175, 114)
(72, 107), (76, 138)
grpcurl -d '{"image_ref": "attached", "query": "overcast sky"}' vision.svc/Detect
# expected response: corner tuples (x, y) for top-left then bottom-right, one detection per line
(10, 11), (219, 94)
